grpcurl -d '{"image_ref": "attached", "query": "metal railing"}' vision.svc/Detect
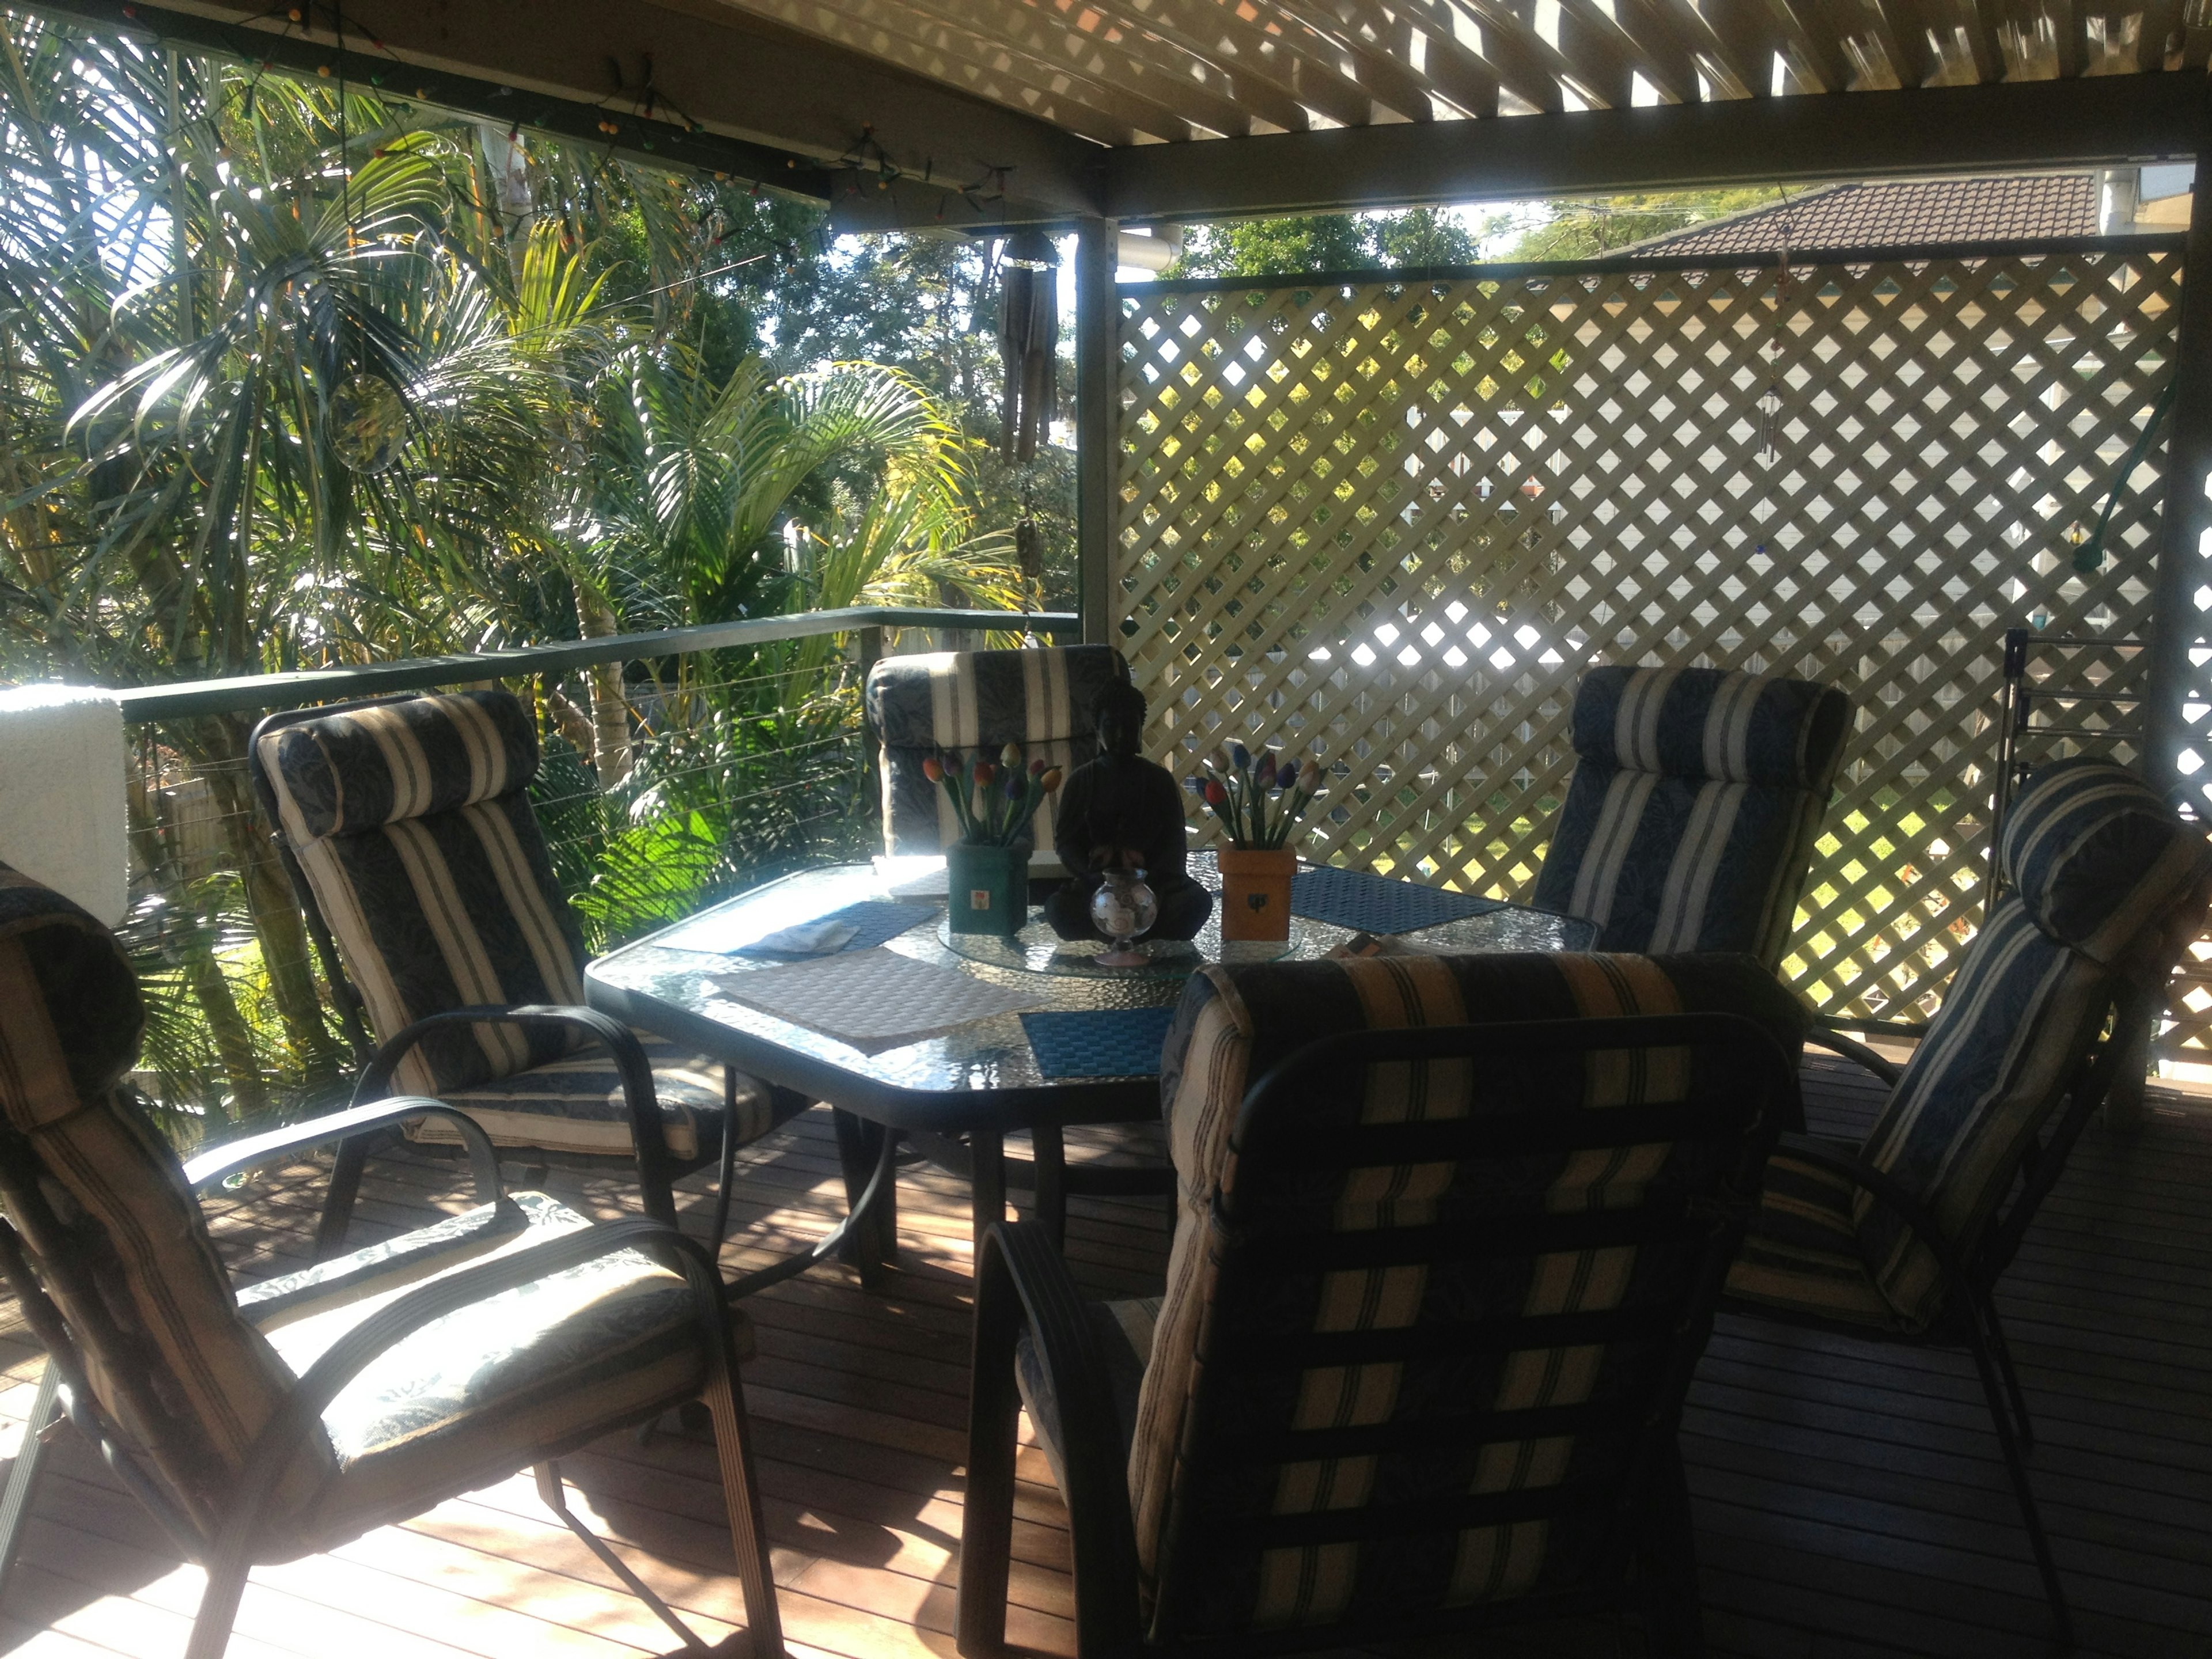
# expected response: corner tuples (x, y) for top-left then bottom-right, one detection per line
(116, 606), (1078, 1137)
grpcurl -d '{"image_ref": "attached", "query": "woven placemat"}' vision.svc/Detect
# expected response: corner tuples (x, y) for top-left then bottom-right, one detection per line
(1289, 866), (1503, 935)
(730, 900), (937, 959)
(1020, 1006), (1179, 1080)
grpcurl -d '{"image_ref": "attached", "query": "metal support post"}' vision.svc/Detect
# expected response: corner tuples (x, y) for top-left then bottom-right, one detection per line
(1074, 219), (1118, 646)
(2144, 143), (2212, 809)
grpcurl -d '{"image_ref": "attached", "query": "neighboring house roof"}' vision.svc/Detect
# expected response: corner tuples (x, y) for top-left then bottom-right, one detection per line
(1628, 175), (2101, 257)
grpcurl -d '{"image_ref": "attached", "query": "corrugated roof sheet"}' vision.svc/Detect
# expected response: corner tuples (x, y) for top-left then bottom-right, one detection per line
(1630, 175), (2102, 257)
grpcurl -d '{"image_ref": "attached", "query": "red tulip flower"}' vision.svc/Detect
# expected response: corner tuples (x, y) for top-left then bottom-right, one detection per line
(922, 755), (944, 783)
(1203, 779), (1228, 807)
(974, 760), (996, 786)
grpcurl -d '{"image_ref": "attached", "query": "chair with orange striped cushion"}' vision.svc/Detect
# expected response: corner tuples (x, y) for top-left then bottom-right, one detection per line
(959, 949), (1804, 1657)
(249, 691), (818, 1270)
(1533, 665), (1853, 968)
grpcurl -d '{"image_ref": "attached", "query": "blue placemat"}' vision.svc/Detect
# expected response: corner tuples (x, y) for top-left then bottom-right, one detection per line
(1021, 1006), (1179, 1080)
(730, 900), (937, 959)
(1290, 866), (1505, 935)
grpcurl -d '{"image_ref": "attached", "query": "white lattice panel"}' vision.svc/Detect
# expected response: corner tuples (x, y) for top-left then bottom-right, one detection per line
(1118, 247), (2180, 1028)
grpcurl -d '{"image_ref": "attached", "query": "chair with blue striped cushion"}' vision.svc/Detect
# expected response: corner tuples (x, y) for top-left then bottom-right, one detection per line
(1533, 665), (1854, 968)
(959, 948), (1806, 1657)
(1723, 756), (2212, 1647)
(249, 691), (816, 1270)
(865, 643), (1127, 857)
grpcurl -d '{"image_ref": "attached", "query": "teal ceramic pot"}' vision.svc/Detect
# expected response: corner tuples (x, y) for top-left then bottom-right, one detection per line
(946, 842), (1027, 935)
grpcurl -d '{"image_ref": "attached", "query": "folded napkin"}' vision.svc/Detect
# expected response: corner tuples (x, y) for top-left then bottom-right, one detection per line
(728, 900), (937, 959)
(741, 917), (859, 957)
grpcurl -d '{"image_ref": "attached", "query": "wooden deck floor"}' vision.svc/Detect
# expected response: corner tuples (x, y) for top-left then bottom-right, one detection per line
(1, 1056), (2208, 1658)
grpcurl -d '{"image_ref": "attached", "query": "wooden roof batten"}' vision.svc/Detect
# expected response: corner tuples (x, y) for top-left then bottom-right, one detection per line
(34, 0), (2212, 229)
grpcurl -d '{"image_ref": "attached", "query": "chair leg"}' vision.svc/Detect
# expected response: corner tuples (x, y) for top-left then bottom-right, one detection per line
(1982, 1300), (2037, 1451)
(956, 1243), (1023, 1659)
(0, 1361), (60, 1602)
(312, 1134), (373, 1262)
(182, 1556), (251, 1659)
(1639, 1441), (1707, 1659)
(535, 1461), (721, 1654)
(702, 1341), (786, 1659)
(1963, 1319), (2073, 1652)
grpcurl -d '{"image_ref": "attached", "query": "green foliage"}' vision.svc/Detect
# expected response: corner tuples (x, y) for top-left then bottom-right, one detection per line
(1487, 190), (1775, 261)
(0, 10), (1040, 1143)
(1166, 209), (1477, 279)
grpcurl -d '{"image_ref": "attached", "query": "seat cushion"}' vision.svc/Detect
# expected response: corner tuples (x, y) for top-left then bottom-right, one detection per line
(1016, 1296), (1157, 1497)
(244, 1190), (737, 1553)
(1724, 1145), (1910, 1331)
(406, 1031), (792, 1162)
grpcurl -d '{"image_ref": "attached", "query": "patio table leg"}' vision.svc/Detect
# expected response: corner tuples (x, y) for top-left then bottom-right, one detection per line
(832, 1109), (896, 1289)
(1031, 1124), (1066, 1250)
(971, 1130), (1007, 1247)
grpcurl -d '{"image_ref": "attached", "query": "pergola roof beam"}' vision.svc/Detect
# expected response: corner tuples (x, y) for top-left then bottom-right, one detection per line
(1094, 0), (1384, 128)
(107, 0), (1106, 218)
(1103, 71), (2210, 220)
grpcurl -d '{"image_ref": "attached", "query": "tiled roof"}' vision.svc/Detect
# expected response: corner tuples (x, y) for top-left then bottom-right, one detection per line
(1629, 175), (2101, 257)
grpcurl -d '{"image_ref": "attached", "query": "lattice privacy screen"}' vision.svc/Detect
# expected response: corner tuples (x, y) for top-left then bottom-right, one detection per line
(1116, 244), (2181, 1034)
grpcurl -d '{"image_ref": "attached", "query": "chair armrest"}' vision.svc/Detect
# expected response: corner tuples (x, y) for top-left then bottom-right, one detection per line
(184, 1098), (505, 1208)
(206, 1217), (726, 1571)
(1804, 1029), (1904, 1088)
(968, 1222), (1141, 1654)
(351, 1003), (677, 1222)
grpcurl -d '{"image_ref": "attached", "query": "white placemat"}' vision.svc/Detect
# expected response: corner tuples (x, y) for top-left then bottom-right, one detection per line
(712, 947), (1047, 1054)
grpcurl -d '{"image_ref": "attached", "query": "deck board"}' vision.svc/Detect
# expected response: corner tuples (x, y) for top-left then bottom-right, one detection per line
(2, 1060), (2210, 1657)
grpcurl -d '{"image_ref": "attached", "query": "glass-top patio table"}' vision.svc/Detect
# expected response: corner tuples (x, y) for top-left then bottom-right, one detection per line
(585, 854), (1596, 1268)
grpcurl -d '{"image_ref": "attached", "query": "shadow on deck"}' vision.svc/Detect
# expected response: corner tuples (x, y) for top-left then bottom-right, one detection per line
(0, 1054), (2206, 1658)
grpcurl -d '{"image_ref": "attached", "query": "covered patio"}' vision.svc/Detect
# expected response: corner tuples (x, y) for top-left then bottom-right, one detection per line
(4, 0), (2212, 1656)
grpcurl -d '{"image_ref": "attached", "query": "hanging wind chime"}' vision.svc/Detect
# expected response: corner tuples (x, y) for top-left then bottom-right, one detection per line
(999, 229), (1057, 600)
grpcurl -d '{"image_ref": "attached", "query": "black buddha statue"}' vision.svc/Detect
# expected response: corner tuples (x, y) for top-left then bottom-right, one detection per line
(1043, 680), (1214, 943)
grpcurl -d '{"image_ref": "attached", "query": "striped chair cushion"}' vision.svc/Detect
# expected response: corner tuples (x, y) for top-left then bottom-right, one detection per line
(1724, 1143), (1907, 1330)
(411, 1031), (788, 1161)
(1532, 666), (1852, 968)
(1851, 756), (2212, 1329)
(1134, 949), (1802, 1636)
(1999, 756), (2212, 976)
(865, 645), (1126, 855)
(0, 866), (330, 1536)
(258, 692), (590, 1098)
